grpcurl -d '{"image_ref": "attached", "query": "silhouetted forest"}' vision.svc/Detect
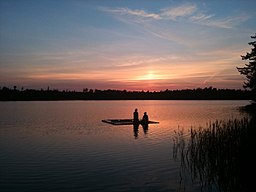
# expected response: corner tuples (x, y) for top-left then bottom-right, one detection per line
(0, 86), (254, 101)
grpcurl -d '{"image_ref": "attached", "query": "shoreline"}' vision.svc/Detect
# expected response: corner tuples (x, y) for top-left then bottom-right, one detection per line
(1, 87), (254, 101)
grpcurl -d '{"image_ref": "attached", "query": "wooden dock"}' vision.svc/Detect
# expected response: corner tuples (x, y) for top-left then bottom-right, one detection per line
(102, 119), (159, 125)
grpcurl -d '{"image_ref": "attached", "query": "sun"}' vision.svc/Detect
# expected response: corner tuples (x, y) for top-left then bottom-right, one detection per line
(144, 72), (156, 80)
(136, 71), (163, 81)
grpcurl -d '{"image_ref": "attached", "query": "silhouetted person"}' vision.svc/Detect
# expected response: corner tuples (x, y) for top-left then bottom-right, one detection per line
(142, 112), (149, 124)
(133, 108), (139, 124)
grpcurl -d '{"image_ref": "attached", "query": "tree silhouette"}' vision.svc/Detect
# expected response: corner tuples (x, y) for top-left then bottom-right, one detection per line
(237, 34), (256, 94)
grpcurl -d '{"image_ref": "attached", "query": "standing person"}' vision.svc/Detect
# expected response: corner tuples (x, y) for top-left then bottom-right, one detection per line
(142, 112), (149, 123)
(133, 108), (139, 124)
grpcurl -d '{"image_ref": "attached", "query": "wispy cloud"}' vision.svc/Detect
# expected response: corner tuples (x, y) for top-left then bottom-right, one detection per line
(161, 4), (197, 20)
(190, 13), (250, 29)
(190, 13), (215, 22)
(115, 57), (166, 68)
(101, 3), (250, 29)
(100, 7), (161, 20)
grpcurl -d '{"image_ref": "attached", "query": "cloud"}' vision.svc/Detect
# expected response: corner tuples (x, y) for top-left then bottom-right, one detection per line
(100, 7), (161, 20)
(190, 13), (215, 22)
(190, 13), (250, 29)
(115, 57), (166, 68)
(101, 3), (249, 29)
(161, 4), (197, 20)
(101, 4), (197, 21)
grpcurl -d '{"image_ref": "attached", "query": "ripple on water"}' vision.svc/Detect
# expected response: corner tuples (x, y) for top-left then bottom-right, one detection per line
(0, 101), (250, 192)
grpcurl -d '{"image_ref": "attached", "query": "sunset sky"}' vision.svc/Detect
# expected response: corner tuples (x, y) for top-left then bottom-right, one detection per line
(1, 0), (256, 91)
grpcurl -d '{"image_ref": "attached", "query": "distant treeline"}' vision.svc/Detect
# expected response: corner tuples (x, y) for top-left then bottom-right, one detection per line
(0, 86), (254, 101)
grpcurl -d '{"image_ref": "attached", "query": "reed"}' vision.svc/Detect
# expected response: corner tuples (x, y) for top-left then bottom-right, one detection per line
(173, 117), (255, 192)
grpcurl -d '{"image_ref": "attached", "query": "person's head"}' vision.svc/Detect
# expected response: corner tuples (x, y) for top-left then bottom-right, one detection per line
(135, 108), (138, 112)
(144, 112), (147, 115)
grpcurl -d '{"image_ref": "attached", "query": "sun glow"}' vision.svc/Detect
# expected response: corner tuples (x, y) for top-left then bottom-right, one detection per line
(135, 71), (165, 81)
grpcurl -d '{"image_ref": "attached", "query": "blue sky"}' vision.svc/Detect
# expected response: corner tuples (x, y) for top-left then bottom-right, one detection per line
(1, 0), (255, 91)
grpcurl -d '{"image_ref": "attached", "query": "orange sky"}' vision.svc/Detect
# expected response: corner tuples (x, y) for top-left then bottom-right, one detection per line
(1, 1), (255, 91)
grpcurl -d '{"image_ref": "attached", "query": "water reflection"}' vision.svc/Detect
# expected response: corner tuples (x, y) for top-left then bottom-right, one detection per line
(173, 117), (255, 192)
(142, 124), (148, 135)
(133, 124), (149, 139)
(0, 101), (251, 192)
(133, 124), (139, 139)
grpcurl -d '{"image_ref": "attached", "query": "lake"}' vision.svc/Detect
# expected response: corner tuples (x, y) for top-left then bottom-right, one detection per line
(0, 100), (250, 192)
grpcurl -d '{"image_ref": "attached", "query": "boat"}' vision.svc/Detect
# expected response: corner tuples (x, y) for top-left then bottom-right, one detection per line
(101, 119), (159, 125)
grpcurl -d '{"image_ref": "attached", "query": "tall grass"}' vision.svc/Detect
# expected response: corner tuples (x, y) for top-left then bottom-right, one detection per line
(173, 117), (255, 192)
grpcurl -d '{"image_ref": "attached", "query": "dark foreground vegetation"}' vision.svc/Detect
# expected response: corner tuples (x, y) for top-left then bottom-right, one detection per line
(173, 117), (255, 192)
(0, 86), (254, 101)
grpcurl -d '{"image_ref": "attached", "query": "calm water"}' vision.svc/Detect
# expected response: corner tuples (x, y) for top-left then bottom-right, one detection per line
(0, 100), (250, 192)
